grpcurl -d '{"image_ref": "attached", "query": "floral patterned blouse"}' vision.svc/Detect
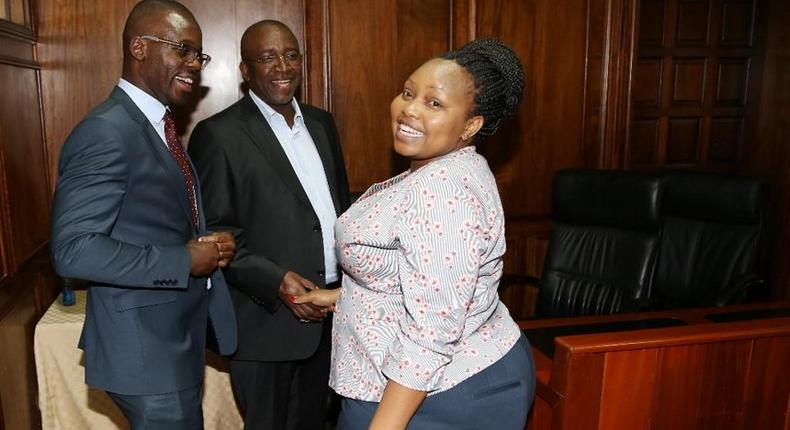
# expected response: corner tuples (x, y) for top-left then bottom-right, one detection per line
(330, 146), (521, 401)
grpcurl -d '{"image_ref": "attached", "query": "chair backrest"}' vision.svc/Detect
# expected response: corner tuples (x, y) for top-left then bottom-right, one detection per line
(654, 171), (761, 307)
(536, 169), (662, 318)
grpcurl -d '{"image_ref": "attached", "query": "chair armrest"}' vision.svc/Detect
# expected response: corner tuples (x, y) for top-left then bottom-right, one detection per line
(714, 274), (765, 306)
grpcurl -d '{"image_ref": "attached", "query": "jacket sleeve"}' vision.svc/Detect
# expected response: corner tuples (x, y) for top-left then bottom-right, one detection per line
(50, 116), (191, 289)
(189, 122), (286, 313)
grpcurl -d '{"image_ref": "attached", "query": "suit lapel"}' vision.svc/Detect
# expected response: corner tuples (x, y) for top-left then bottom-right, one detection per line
(240, 95), (313, 209)
(303, 111), (342, 215)
(111, 88), (196, 231)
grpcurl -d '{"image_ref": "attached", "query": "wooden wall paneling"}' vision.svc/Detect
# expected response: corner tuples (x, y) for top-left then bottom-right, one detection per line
(550, 351), (605, 429)
(0, 121), (8, 286)
(326, 0), (451, 192)
(476, 0), (587, 216)
(590, 0), (639, 170)
(746, 0), (790, 300)
(630, 0), (758, 172)
(652, 340), (752, 429)
(743, 336), (790, 429)
(597, 348), (659, 429)
(36, 0), (137, 190)
(0, 63), (51, 269)
(304, 0), (329, 109)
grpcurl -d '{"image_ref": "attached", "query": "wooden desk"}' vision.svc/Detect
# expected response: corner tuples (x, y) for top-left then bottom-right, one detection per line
(519, 303), (790, 430)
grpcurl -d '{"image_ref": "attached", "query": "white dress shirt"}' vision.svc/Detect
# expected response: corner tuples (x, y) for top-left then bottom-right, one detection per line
(249, 92), (339, 283)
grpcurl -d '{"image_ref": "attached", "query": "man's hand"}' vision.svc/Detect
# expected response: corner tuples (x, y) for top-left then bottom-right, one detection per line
(279, 271), (328, 322)
(198, 231), (236, 268)
(187, 239), (219, 276)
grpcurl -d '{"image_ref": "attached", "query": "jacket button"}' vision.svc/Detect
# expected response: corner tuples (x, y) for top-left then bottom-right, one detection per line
(317, 270), (325, 277)
(313, 225), (321, 232)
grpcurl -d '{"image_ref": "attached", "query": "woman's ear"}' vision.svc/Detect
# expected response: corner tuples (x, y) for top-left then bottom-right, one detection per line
(462, 115), (484, 141)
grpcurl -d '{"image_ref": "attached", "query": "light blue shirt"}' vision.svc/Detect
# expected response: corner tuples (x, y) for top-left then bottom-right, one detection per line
(249, 91), (339, 283)
(117, 79), (168, 145)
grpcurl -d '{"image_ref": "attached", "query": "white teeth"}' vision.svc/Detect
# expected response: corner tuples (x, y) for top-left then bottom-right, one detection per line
(273, 80), (291, 84)
(175, 76), (194, 85)
(399, 123), (423, 137)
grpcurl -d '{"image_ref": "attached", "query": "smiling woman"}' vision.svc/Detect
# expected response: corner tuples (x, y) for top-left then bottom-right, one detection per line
(295, 38), (535, 430)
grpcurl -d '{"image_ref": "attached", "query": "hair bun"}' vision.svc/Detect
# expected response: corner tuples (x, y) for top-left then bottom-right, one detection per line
(442, 38), (525, 138)
(464, 38), (524, 118)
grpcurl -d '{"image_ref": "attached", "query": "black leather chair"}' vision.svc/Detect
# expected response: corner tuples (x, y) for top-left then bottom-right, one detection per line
(535, 170), (662, 318)
(651, 171), (763, 308)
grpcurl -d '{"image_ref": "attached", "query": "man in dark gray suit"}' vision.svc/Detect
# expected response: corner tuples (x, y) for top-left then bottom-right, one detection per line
(49, 1), (237, 429)
(189, 20), (350, 430)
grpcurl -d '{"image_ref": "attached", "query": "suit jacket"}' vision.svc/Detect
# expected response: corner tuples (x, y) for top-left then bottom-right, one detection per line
(189, 93), (350, 361)
(50, 87), (237, 395)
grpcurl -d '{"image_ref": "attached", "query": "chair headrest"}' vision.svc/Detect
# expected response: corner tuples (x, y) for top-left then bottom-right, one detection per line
(553, 169), (662, 232)
(662, 171), (761, 224)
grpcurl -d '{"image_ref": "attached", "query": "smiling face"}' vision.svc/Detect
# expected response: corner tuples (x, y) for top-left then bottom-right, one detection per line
(240, 23), (302, 118)
(135, 10), (203, 107)
(390, 59), (483, 170)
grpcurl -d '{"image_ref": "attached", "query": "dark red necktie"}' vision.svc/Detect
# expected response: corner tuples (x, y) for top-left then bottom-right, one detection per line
(163, 110), (199, 229)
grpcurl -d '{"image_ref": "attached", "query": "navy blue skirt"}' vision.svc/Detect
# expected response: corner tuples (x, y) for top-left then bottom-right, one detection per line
(338, 333), (535, 430)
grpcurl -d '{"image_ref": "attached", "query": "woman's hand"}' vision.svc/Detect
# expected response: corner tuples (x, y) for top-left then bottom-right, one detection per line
(292, 288), (342, 311)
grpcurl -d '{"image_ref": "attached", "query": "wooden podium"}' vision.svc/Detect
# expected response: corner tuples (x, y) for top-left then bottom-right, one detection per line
(520, 303), (790, 430)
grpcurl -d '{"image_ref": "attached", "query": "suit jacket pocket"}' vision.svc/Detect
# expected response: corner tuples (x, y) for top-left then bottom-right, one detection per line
(113, 289), (178, 312)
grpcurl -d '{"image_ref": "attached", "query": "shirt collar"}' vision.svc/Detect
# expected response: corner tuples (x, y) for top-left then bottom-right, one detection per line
(117, 78), (168, 124)
(248, 90), (303, 125)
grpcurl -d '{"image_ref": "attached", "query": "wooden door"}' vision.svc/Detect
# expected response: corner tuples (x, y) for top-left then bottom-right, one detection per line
(630, 0), (758, 171)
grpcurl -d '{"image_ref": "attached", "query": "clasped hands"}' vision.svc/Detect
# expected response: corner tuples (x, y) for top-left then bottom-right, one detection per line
(279, 271), (341, 322)
(187, 231), (236, 276)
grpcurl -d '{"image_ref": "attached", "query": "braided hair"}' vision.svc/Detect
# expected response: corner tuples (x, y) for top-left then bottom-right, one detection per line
(442, 38), (524, 138)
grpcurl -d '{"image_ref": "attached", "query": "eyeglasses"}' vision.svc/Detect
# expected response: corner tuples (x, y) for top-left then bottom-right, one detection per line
(139, 35), (212, 69)
(244, 51), (303, 68)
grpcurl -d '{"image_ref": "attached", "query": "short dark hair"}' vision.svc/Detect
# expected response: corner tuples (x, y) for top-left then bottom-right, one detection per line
(442, 38), (524, 138)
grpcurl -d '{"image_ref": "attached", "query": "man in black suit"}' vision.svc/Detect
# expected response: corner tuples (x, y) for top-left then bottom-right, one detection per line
(50, 1), (237, 429)
(189, 20), (350, 430)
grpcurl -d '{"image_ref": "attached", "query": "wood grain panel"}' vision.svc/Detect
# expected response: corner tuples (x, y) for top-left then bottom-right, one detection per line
(715, 57), (749, 105)
(746, 0), (790, 300)
(597, 349), (659, 430)
(675, 0), (710, 47)
(639, 0), (666, 47)
(653, 340), (751, 429)
(327, 0), (450, 192)
(37, 0), (138, 189)
(743, 336), (790, 429)
(0, 35), (34, 65)
(0, 64), (50, 268)
(551, 351), (605, 429)
(0, 122), (8, 284)
(630, 118), (660, 165)
(672, 58), (707, 104)
(476, 0), (587, 217)
(709, 116), (742, 161)
(719, 0), (754, 46)
(633, 58), (663, 106)
(630, 0), (759, 171)
(667, 117), (700, 163)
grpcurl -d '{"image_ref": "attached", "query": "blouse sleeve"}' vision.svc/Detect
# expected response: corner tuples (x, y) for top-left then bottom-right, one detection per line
(381, 169), (488, 392)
